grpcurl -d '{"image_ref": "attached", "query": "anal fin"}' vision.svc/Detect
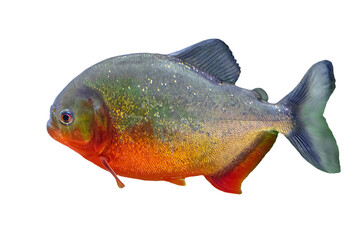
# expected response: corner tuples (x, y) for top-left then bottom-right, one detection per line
(205, 131), (278, 194)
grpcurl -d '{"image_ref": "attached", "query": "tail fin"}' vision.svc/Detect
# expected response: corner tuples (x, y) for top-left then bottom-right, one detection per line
(278, 60), (340, 173)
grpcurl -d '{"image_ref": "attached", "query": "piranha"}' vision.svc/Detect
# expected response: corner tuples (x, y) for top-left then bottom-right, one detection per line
(47, 39), (340, 194)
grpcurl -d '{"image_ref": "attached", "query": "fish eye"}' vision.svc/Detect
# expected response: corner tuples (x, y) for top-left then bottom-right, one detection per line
(60, 110), (74, 125)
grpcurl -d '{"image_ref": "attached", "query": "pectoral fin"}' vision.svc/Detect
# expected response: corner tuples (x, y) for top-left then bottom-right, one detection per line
(205, 131), (277, 194)
(100, 156), (125, 188)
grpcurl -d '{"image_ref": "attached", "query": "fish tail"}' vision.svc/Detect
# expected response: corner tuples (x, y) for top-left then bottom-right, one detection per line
(278, 60), (340, 173)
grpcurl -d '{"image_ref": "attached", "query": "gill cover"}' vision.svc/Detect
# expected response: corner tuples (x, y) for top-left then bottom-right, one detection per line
(48, 83), (110, 156)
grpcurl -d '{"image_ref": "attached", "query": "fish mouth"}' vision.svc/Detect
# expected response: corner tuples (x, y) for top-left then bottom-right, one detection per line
(47, 120), (56, 138)
(47, 104), (61, 141)
(47, 119), (63, 142)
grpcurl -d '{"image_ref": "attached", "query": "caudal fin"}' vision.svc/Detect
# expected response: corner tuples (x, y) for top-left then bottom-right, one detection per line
(279, 60), (340, 173)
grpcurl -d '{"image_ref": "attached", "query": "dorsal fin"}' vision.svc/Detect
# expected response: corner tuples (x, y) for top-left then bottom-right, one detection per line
(205, 131), (278, 194)
(169, 39), (241, 84)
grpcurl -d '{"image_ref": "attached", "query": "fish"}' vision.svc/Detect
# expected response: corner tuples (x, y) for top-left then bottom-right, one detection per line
(47, 39), (340, 194)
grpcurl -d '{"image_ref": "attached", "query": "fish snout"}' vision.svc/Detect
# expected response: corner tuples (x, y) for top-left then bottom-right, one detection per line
(47, 105), (60, 139)
(50, 104), (56, 113)
(48, 105), (56, 125)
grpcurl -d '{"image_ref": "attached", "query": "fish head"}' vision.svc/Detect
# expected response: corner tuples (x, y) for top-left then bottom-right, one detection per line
(47, 81), (110, 158)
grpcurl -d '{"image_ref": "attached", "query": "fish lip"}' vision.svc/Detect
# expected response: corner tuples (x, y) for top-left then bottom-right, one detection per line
(47, 104), (61, 140)
(47, 119), (61, 142)
(47, 120), (55, 137)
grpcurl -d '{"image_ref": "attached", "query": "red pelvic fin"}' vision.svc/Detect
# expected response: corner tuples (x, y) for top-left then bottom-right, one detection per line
(166, 179), (186, 186)
(205, 131), (277, 194)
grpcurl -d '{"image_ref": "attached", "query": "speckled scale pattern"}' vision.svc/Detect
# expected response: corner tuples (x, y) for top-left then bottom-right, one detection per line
(79, 54), (293, 179)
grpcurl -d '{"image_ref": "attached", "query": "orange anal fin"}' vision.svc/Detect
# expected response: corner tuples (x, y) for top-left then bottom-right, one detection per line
(205, 131), (278, 194)
(165, 179), (186, 186)
(100, 156), (125, 188)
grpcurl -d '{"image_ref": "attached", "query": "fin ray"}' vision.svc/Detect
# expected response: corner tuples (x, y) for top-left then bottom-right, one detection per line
(279, 60), (340, 173)
(169, 39), (240, 84)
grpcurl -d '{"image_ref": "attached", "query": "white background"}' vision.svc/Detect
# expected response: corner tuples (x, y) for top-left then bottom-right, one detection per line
(1, 1), (359, 239)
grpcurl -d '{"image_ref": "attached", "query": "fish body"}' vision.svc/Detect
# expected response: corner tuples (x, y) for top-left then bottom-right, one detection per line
(47, 39), (340, 193)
